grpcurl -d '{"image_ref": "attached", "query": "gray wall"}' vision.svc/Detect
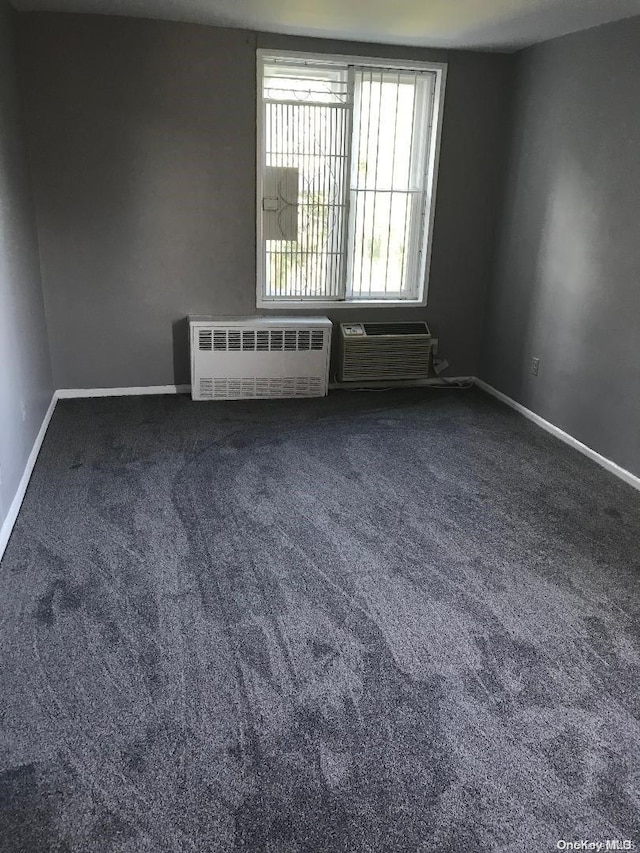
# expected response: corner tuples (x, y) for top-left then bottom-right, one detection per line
(17, 13), (515, 388)
(0, 1), (53, 533)
(481, 17), (640, 478)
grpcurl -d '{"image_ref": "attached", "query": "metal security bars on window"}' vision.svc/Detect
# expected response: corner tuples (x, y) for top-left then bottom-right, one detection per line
(262, 61), (351, 300)
(259, 53), (439, 303)
(347, 69), (433, 300)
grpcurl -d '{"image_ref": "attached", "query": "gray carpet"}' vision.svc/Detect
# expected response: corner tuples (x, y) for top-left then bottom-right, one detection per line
(1, 388), (639, 852)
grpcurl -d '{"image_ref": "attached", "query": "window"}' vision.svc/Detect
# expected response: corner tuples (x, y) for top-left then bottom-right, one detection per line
(257, 50), (446, 308)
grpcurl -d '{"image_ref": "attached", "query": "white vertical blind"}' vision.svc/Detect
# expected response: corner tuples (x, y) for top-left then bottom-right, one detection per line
(259, 55), (438, 303)
(263, 62), (351, 300)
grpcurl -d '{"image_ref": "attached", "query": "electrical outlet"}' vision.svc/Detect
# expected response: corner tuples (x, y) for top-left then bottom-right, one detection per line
(532, 357), (540, 376)
(20, 400), (27, 422)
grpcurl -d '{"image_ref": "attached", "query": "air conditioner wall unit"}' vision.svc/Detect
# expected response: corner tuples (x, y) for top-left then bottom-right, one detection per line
(338, 321), (432, 382)
(189, 315), (332, 401)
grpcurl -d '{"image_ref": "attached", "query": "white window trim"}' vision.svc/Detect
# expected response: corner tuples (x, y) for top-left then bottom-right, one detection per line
(256, 49), (447, 310)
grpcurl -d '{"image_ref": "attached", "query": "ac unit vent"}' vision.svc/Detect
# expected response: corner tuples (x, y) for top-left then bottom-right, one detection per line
(189, 316), (332, 401)
(363, 322), (428, 336)
(338, 321), (432, 382)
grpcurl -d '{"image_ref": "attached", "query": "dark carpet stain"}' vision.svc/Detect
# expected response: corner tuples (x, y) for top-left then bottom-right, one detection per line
(34, 578), (85, 627)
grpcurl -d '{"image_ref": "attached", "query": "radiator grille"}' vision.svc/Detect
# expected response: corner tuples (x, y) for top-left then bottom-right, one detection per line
(201, 328), (325, 352)
(199, 376), (323, 399)
(198, 329), (212, 350)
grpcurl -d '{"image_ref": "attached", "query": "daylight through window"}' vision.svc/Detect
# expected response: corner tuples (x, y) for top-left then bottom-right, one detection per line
(257, 51), (446, 306)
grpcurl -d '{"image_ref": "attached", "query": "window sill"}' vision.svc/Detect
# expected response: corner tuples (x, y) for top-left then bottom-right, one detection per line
(257, 298), (427, 310)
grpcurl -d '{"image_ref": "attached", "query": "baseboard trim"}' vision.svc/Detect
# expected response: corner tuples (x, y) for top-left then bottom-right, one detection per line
(0, 393), (58, 563)
(56, 384), (191, 398)
(474, 377), (640, 493)
(0, 384), (190, 562)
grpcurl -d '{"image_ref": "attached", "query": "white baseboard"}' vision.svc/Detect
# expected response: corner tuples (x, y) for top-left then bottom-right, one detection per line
(474, 377), (640, 493)
(0, 384), (191, 563)
(0, 393), (58, 563)
(56, 384), (191, 398)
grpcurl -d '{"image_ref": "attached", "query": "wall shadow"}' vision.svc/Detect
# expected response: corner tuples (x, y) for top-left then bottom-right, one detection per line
(172, 317), (190, 386)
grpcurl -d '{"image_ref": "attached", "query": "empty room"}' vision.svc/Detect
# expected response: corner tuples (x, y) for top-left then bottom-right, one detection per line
(1, 0), (639, 849)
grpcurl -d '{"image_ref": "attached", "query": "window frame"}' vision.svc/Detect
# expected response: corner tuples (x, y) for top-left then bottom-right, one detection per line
(256, 49), (447, 310)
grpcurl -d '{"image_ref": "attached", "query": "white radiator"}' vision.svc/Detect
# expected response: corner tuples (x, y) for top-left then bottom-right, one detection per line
(189, 316), (332, 401)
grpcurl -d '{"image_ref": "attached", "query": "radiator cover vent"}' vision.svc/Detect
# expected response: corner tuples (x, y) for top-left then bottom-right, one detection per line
(338, 321), (432, 382)
(190, 316), (332, 401)
(201, 328), (325, 353)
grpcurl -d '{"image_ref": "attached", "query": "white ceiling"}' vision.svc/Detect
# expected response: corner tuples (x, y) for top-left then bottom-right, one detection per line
(12, 0), (640, 50)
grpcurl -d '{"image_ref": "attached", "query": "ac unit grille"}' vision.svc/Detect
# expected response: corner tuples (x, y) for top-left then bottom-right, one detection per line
(342, 352), (430, 379)
(199, 376), (323, 399)
(341, 359), (430, 380)
(200, 328), (325, 352)
(362, 322), (428, 336)
(339, 321), (431, 382)
(345, 340), (429, 352)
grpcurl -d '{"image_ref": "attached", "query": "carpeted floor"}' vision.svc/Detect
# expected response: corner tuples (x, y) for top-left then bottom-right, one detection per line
(0, 388), (639, 852)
